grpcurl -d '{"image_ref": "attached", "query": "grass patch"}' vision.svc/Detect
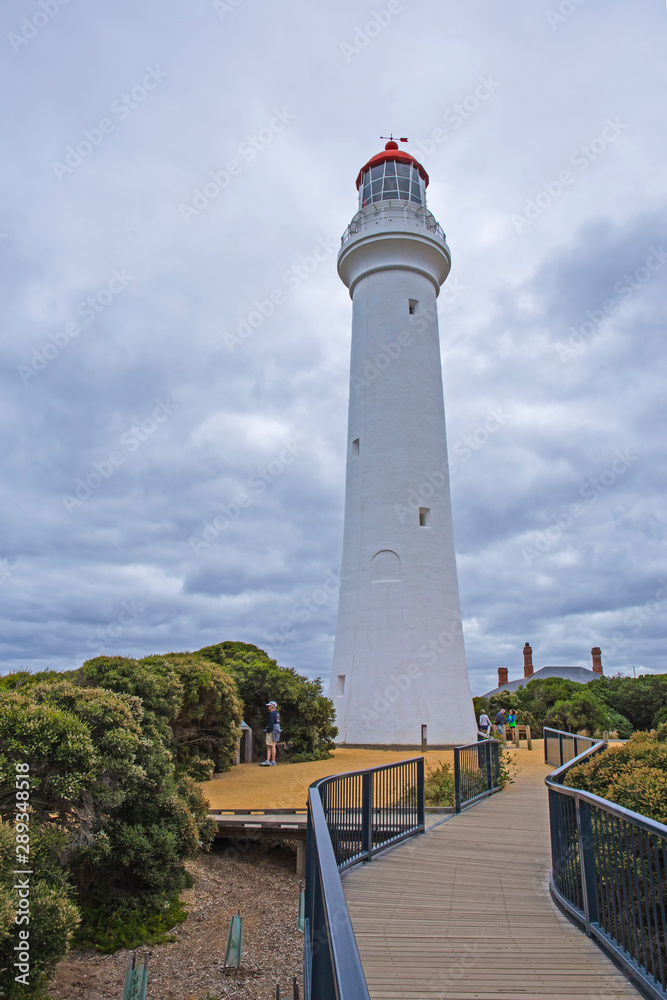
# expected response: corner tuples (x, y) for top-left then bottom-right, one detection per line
(73, 895), (188, 953)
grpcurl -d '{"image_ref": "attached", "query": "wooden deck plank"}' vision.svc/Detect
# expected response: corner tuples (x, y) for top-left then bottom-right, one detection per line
(341, 744), (642, 1000)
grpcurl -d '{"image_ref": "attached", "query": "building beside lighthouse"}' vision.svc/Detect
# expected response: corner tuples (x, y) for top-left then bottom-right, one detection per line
(329, 140), (476, 747)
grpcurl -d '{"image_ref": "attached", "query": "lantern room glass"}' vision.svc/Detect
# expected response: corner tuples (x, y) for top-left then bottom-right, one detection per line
(359, 160), (425, 209)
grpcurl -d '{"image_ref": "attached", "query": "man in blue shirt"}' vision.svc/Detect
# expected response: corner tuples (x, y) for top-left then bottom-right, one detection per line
(260, 700), (281, 766)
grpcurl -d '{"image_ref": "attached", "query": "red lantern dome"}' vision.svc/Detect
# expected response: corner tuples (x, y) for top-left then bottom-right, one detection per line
(355, 141), (429, 209)
(355, 141), (429, 191)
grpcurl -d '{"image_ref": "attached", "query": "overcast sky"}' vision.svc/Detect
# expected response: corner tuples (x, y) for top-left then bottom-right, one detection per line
(1, 0), (666, 697)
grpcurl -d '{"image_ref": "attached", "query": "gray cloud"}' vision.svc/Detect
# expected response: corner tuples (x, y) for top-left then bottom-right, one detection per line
(1, 0), (665, 698)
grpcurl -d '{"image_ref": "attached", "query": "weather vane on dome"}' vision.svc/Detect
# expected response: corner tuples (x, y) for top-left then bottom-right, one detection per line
(380, 134), (409, 143)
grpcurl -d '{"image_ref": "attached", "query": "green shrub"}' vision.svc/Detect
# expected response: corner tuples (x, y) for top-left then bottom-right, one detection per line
(289, 749), (333, 764)
(144, 652), (243, 773)
(196, 642), (337, 760)
(0, 679), (213, 957)
(80, 655), (182, 725)
(566, 723), (667, 823)
(180, 755), (216, 781)
(424, 762), (455, 806)
(73, 895), (188, 953)
(0, 822), (80, 999)
(79, 652), (244, 775)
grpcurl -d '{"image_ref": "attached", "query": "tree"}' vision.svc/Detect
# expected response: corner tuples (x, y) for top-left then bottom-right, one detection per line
(589, 674), (667, 732)
(197, 641), (337, 759)
(478, 676), (612, 736)
(544, 689), (610, 735)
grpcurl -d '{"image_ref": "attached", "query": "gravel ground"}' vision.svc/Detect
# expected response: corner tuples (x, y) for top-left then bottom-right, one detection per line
(204, 748), (456, 810)
(47, 841), (303, 1000)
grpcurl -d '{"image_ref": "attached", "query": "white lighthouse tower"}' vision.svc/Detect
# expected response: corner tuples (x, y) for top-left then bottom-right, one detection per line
(329, 140), (476, 747)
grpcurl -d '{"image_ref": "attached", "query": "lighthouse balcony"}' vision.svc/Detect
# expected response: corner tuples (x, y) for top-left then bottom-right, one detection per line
(341, 202), (446, 248)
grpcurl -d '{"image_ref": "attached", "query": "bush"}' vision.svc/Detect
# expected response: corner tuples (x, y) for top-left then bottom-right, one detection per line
(73, 895), (188, 953)
(289, 750), (333, 764)
(196, 642), (337, 760)
(149, 653), (244, 773)
(424, 762), (455, 806)
(0, 822), (80, 999)
(0, 637), (333, 976)
(79, 652), (244, 775)
(566, 723), (667, 823)
(0, 678), (214, 956)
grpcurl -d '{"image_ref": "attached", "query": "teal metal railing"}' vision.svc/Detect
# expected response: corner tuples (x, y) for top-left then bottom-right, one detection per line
(546, 729), (667, 1000)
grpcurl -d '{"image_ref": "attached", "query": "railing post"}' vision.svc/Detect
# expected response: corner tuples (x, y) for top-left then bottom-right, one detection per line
(361, 771), (373, 862)
(311, 866), (334, 1000)
(421, 724), (427, 753)
(417, 757), (425, 830)
(576, 797), (599, 936)
(485, 740), (493, 792)
(454, 747), (461, 813)
(547, 786), (562, 886)
(305, 810), (315, 933)
(559, 732), (564, 767)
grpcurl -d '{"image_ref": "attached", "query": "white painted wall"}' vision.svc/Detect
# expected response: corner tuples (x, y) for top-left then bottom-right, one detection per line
(329, 201), (477, 746)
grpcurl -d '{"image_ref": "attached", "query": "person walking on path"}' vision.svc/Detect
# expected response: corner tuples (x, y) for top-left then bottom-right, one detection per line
(260, 700), (281, 766)
(494, 708), (506, 735)
(479, 711), (491, 736)
(507, 709), (517, 742)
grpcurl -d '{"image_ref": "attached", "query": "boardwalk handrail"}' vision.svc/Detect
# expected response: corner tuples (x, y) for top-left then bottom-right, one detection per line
(546, 731), (667, 1000)
(454, 734), (500, 812)
(303, 757), (424, 1000)
(543, 725), (601, 767)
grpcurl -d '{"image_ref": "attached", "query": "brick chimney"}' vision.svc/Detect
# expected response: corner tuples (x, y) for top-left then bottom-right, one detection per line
(591, 647), (603, 675)
(498, 667), (508, 686)
(523, 642), (534, 678)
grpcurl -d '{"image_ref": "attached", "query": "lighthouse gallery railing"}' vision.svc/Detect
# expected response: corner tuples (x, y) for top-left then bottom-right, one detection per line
(341, 201), (446, 246)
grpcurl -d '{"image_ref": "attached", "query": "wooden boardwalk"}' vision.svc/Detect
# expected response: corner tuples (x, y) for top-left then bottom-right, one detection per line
(342, 745), (641, 1000)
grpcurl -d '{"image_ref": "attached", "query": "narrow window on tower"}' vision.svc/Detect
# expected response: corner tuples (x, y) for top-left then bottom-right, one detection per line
(408, 299), (418, 315)
(352, 438), (360, 456)
(336, 675), (346, 697)
(419, 507), (431, 527)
